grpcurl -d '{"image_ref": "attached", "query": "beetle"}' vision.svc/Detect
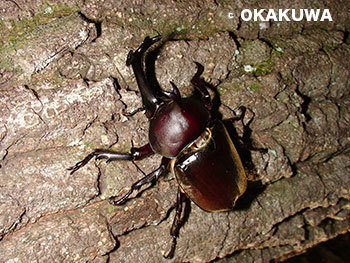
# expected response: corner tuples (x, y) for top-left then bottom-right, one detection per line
(68, 35), (248, 258)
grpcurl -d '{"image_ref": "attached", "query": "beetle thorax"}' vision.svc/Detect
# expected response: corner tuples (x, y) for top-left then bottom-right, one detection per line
(149, 97), (210, 158)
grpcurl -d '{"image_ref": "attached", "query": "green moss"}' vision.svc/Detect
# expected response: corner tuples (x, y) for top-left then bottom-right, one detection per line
(1, 3), (77, 44)
(0, 57), (23, 75)
(213, 0), (231, 5)
(234, 84), (241, 91)
(107, 204), (116, 213)
(312, 1), (322, 8)
(0, 3), (78, 73)
(262, 36), (289, 52)
(218, 82), (244, 97)
(114, 7), (220, 41)
(217, 82), (242, 95)
(271, 47), (284, 60)
(217, 83), (230, 95)
(253, 59), (275, 76)
(276, 90), (289, 103)
(29, 68), (71, 89)
(250, 83), (260, 91)
(155, 16), (219, 40)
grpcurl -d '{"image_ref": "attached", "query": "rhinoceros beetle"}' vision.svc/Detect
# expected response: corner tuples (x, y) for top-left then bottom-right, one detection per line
(68, 36), (248, 258)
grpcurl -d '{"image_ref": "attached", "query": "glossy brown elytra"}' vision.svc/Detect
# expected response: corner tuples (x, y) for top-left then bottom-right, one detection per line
(68, 36), (247, 258)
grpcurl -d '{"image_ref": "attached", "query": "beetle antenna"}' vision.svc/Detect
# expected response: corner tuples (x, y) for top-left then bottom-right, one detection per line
(132, 160), (146, 176)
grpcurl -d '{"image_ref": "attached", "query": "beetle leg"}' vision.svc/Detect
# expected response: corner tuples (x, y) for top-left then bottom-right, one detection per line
(191, 62), (212, 110)
(126, 36), (163, 118)
(122, 106), (145, 117)
(109, 157), (169, 205)
(232, 106), (267, 153)
(230, 106), (267, 181)
(67, 144), (154, 175)
(164, 189), (187, 259)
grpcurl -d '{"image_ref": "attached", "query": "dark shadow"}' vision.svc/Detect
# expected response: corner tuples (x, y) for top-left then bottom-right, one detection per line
(77, 12), (102, 42)
(181, 196), (192, 230)
(223, 115), (267, 210)
(343, 30), (349, 44)
(234, 180), (266, 210)
(207, 82), (223, 121)
(224, 116), (261, 176)
(295, 87), (311, 122)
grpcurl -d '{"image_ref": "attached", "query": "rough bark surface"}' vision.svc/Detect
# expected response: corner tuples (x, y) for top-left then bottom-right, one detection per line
(0, 1), (349, 263)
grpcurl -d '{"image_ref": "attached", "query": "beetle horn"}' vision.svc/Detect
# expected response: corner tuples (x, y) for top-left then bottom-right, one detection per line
(169, 81), (181, 99)
(126, 35), (163, 118)
(191, 62), (212, 110)
(159, 81), (181, 100)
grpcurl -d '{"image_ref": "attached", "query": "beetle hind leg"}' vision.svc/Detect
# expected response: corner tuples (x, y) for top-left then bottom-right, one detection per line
(164, 189), (187, 259)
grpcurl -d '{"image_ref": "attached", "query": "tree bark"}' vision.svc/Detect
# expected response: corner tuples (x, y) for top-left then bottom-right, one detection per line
(0, 1), (349, 262)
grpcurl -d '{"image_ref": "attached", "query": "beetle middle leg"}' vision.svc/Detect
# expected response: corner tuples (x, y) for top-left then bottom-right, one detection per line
(67, 144), (154, 174)
(109, 157), (170, 205)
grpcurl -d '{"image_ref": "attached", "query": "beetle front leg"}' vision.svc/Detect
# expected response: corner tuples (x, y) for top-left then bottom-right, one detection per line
(164, 189), (187, 259)
(109, 157), (170, 205)
(67, 144), (154, 174)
